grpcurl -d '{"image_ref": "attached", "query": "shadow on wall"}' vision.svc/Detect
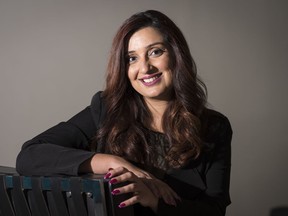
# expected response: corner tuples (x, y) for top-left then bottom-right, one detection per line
(270, 207), (288, 216)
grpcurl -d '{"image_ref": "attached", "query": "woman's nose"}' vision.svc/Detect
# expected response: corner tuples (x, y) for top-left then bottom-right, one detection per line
(139, 57), (152, 74)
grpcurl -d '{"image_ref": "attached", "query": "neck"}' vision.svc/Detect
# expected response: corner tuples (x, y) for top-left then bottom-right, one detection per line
(144, 98), (170, 132)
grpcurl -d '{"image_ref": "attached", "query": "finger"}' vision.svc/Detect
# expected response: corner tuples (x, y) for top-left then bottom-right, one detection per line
(112, 182), (138, 195)
(118, 194), (141, 208)
(149, 183), (160, 198)
(158, 187), (178, 206)
(111, 183), (141, 208)
(104, 166), (129, 179)
(161, 192), (176, 206)
(164, 186), (181, 201)
(109, 170), (137, 185)
(171, 190), (181, 201)
(143, 181), (160, 198)
(156, 181), (181, 202)
(158, 189), (177, 206)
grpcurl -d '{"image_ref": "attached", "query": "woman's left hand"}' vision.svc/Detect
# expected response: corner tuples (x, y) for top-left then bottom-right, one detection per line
(141, 177), (180, 206)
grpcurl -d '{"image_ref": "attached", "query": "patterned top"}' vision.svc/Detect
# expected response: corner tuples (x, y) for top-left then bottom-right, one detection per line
(144, 128), (170, 170)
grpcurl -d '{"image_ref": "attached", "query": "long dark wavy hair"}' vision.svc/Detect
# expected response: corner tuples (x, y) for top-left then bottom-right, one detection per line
(93, 10), (207, 168)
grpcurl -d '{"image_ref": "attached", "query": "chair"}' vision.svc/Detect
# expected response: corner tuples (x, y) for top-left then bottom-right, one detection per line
(0, 166), (134, 216)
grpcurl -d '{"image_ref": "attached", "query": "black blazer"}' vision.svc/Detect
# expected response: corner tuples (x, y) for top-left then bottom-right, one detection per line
(16, 91), (232, 216)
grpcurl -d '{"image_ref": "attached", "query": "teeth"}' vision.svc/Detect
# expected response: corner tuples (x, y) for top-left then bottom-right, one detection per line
(143, 75), (158, 83)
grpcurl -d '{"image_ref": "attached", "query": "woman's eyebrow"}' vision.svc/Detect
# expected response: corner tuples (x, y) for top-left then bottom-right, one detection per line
(146, 42), (165, 48)
(127, 42), (165, 54)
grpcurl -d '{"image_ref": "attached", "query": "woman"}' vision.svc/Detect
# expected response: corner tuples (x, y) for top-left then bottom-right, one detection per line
(16, 10), (232, 215)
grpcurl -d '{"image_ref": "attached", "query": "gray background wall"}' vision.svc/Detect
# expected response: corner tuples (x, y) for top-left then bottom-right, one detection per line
(1, 0), (287, 215)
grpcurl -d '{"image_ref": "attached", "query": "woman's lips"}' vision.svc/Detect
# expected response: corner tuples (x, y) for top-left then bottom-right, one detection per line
(140, 73), (162, 86)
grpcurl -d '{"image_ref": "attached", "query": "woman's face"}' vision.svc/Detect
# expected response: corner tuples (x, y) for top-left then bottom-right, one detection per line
(127, 27), (173, 101)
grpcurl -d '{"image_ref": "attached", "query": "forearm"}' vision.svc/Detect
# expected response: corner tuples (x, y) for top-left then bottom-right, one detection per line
(81, 153), (152, 177)
(16, 108), (98, 176)
(79, 153), (117, 174)
(16, 143), (95, 176)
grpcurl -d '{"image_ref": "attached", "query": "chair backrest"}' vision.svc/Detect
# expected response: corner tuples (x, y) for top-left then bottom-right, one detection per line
(0, 166), (133, 216)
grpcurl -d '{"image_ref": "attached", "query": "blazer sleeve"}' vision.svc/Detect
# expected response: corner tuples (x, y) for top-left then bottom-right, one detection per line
(156, 113), (232, 216)
(16, 92), (103, 176)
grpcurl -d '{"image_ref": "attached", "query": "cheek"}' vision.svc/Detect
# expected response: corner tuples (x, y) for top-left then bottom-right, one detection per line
(157, 56), (171, 70)
(127, 67), (137, 82)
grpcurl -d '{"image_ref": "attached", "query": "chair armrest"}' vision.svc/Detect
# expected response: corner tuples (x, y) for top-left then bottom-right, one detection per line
(0, 166), (134, 216)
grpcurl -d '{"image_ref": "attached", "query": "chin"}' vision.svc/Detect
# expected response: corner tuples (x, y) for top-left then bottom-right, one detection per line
(144, 92), (170, 100)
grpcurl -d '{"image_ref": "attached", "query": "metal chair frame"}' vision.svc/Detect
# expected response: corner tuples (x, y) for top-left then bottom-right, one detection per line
(0, 166), (133, 216)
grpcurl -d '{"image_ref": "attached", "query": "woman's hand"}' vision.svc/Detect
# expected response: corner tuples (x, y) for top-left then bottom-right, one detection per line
(82, 153), (180, 207)
(106, 167), (159, 212)
(141, 177), (181, 206)
(85, 153), (152, 178)
(105, 167), (181, 212)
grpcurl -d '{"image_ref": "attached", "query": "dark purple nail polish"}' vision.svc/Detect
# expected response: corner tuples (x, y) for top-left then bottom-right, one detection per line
(109, 178), (118, 184)
(111, 189), (120, 195)
(118, 203), (126, 208)
(104, 173), (111, 179)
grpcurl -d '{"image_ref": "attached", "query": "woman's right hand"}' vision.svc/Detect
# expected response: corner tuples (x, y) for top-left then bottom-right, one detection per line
(85, 153), (180, 205)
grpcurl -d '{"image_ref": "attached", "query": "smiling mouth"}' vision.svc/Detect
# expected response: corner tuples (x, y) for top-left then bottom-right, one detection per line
(141, 73), (162, 84)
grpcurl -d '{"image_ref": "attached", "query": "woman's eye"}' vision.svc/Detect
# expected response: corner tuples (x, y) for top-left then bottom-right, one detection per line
(128, 56), (137, 63)
(149, 48), (164, 57)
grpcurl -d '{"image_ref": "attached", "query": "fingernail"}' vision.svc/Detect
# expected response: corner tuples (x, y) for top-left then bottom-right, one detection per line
(109, 179), (118, 184)
(104, 173), (111, 179)
(170, 200), (177, 206)
(166, 198), (177, 206)
(111, 189), (120, 195)
(118, 203), (126, 208)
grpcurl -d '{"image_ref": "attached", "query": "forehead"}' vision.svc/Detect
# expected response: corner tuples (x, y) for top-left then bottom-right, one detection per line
(128, 27), (164, 51)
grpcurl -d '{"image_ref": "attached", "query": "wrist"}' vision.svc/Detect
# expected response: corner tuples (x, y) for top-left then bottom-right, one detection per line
(79, 156), (94, 173)
(90, 153), (116, 174)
